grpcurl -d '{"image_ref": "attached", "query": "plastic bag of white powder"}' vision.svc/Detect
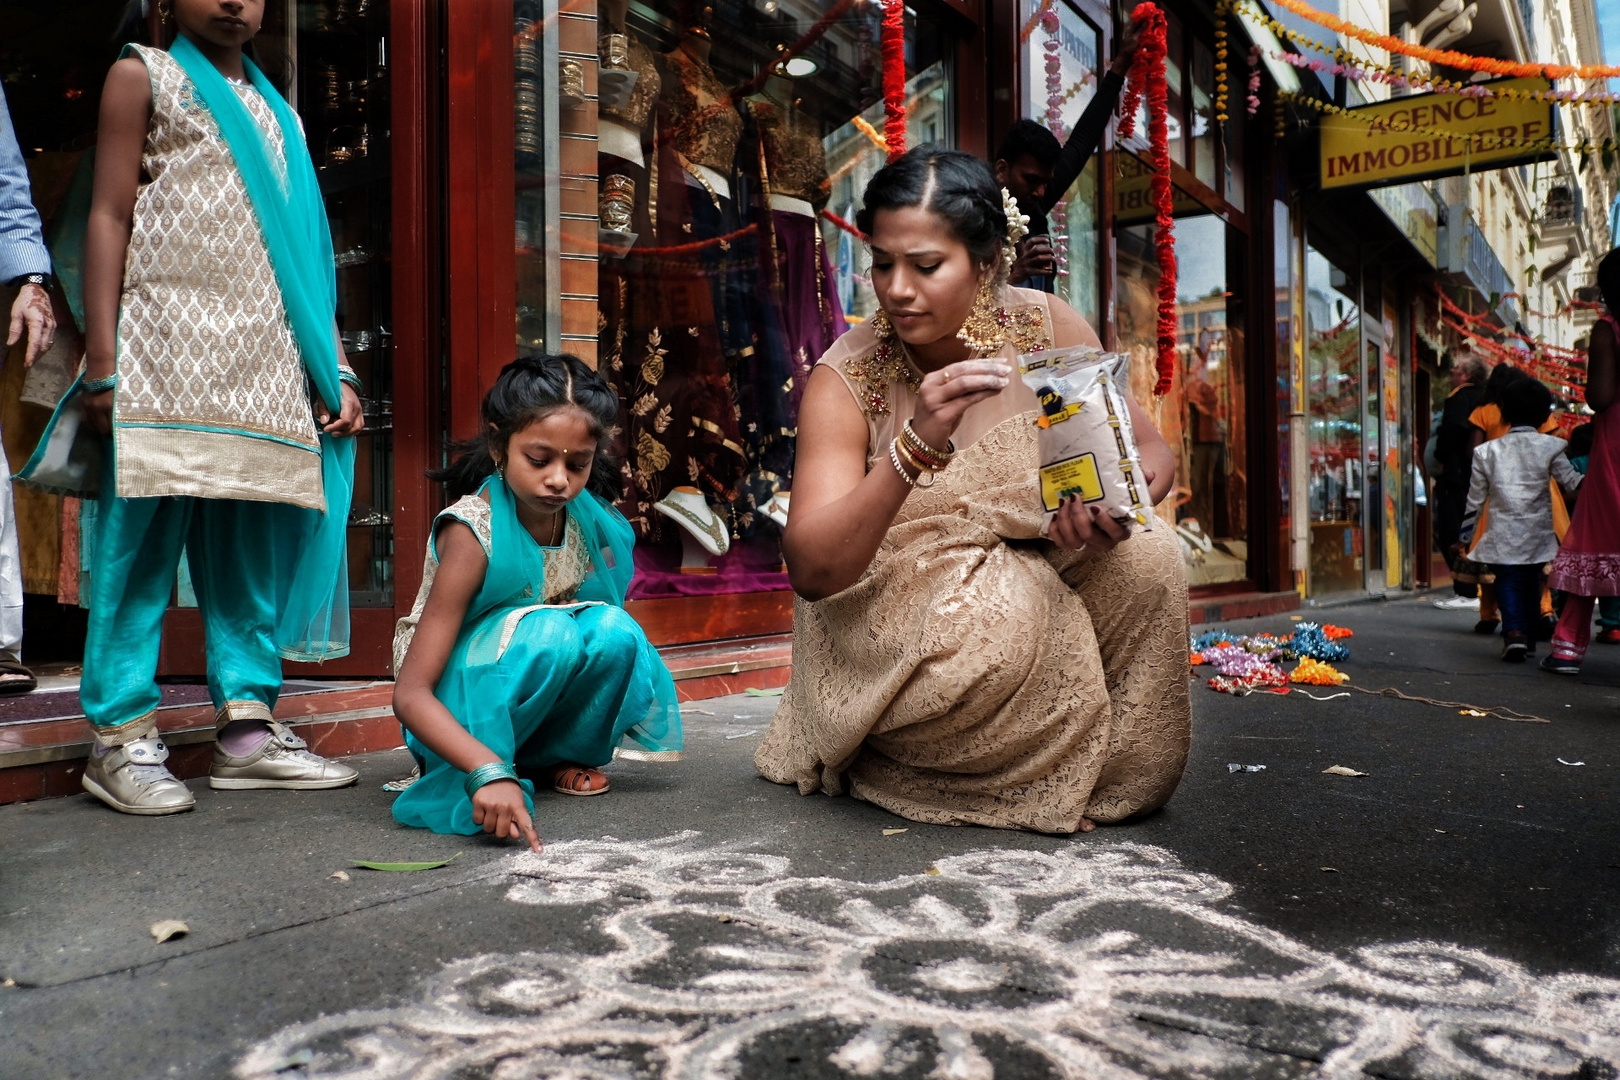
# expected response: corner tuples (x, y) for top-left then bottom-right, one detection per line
(1018, 345), (1155, 531)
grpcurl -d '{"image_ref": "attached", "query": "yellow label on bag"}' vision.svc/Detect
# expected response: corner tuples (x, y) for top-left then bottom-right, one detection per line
(1038, 453), (1104, 511)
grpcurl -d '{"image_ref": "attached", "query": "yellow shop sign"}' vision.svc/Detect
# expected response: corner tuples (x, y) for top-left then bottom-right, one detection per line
(1320, 79), (1555, 190)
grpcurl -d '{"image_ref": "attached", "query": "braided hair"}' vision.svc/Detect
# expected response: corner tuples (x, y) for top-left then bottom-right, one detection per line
(430, 352), (624, 503)
(856, 146), (1010, 274)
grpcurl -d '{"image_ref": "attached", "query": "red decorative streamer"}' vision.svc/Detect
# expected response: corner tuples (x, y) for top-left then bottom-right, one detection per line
(1117, 3), (1176, 396)
(821, 207), (868, 242)
(881, 0), (908, 162)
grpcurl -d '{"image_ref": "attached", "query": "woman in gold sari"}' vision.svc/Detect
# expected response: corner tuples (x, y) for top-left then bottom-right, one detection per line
(756, 149), (1190, 834)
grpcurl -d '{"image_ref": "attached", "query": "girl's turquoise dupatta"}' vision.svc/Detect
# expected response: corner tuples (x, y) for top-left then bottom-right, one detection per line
(168, 35), (356, 661)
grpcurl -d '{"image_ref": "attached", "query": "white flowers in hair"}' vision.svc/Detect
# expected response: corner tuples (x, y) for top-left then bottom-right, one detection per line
(1001, 187), (1030, 272)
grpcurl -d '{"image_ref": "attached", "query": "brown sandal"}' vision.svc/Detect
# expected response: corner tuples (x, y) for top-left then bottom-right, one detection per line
(0, 660), (37, 696)
(549, 765), (609, 797)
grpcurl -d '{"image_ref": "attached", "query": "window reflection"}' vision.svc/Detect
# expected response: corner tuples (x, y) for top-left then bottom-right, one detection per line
(1115, 196), (1248, 586)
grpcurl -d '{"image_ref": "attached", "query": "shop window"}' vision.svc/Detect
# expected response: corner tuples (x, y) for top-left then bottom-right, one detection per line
(1114, 182), (1249, 587)
(1016, 0), (1105, 328)
(1190, 39), (1217, 191)
(581, 1), (955, 599)
(1304, 245), (1364, 595)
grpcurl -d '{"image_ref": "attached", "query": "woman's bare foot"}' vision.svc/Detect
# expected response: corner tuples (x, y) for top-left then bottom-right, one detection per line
(1077, 817), (1097, 833)
(548, 764), (610, 796)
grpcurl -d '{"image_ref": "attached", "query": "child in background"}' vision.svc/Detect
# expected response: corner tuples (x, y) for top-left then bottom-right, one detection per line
(1544, 247), (1620, 673)
(1562, 424), (1620, 644)
(1460, 378), (1582, 662)
(390, 355), (683, 850)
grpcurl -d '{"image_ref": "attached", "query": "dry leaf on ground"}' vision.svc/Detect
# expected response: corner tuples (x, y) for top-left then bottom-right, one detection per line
(1322, 765), (1368, 777)
(150, 920), (189, 944)
(883, 828), (908, 836)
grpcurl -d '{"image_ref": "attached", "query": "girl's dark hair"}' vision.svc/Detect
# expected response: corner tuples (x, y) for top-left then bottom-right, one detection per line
(430, 352), (624, 503)
(855, 146), (1009, 271)
(1481, 361), (1530, 408)
(1499, 375), (1554, 429)
(1568, 421), (1595, 459)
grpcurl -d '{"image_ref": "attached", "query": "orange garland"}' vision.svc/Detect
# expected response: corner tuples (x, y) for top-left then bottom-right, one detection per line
(1269, 0), (1620, 80)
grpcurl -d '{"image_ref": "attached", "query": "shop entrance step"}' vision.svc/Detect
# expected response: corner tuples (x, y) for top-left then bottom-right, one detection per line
(0, 634), (794, 806)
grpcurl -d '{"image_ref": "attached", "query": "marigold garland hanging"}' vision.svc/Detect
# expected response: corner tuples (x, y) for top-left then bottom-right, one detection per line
(1117, 2), (1177, 396)
(881, 0), (908, 162)
(1267, 0), (1620, 80)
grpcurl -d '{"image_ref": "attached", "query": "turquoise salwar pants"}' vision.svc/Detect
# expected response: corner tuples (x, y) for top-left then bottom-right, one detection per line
(82, 491), (284, 745)
(393, 603), (654, 836)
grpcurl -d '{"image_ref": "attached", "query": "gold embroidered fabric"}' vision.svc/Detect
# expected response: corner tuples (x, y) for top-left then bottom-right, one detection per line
(392, 495), (589, 675)
(658, 47), (743, 174)
(754, 413), (1191, 832)
(833, 287), (1055, 451)
(749, 100), (828, 205)
(601, 35), (661, 130)
(115, 45), (323, 509)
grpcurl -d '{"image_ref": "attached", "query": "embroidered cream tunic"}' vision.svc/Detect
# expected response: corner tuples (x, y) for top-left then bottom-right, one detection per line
(115, 46), (331, 508)
(392, 494), (591, 675)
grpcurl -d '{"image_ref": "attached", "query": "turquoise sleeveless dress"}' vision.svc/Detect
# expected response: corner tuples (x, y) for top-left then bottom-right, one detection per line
(391, 477), (682, 835)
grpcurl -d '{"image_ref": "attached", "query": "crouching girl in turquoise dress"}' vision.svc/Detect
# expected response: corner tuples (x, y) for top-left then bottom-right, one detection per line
(391, 355), (682, 850)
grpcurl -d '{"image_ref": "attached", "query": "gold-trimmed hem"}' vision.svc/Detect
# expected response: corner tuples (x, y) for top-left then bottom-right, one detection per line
(215, 700), (274, 728)
(612, 747), (684, 763)
(90, 710), (160, 747)
(115, 426), (325, 510)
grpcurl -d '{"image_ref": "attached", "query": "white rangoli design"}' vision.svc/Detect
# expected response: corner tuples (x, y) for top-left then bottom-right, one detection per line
(239, 832), (1620, 1079)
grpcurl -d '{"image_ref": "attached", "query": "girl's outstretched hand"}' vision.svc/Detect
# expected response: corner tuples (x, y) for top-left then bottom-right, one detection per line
(320, 384), (367, 437)
(471, 778), (542, 853)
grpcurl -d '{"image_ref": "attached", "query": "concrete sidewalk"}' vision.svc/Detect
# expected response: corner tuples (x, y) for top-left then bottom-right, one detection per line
(3, 592), (1619, 1078)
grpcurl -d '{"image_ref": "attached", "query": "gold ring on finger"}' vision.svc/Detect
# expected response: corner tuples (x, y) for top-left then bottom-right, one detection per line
(941, 369), (952, 383)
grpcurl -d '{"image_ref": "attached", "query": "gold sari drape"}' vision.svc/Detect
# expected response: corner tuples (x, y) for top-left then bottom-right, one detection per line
(757, 290), (1191, 833)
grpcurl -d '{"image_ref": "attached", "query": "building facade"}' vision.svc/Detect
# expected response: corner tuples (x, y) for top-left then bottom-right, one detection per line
(0, 0), (1612, 677)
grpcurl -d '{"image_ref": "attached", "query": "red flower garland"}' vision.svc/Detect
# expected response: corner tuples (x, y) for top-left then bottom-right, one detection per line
(881, 0), (908, 162)
(1117, 3), (1176, 395)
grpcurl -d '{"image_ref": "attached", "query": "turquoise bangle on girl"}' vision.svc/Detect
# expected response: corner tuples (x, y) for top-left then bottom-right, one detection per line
(463, 761), (520, 798)
(81, 373), (117, 394)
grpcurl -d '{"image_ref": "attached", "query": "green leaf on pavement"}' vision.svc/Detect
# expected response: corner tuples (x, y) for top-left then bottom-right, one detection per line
(353, 853), (462, 872)
(744, 687), (785, 697)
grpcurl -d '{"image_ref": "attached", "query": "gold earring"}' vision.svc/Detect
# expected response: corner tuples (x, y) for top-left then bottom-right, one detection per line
(870, 307), (895, 341)
(955, 279), (1005, 353)
(157, 0), (172, 22)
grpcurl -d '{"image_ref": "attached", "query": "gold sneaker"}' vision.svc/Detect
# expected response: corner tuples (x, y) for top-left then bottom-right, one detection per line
(209, 720), (360, 791)
(81, 735), (197, 815)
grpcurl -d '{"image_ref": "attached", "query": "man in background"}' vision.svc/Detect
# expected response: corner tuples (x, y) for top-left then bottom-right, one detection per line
(995, 18), (1140, 291)
(1432, 349), (1487, 610)
(0, 84), (57, 694)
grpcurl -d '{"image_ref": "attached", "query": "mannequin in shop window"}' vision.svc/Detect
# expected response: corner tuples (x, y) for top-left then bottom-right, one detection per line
(624, 0), (759, 576)
(995, 18), (1141, 291)
(740, 59), (849, 530)
(757, 149), (1189, 833)
(595, 0), (660, 535)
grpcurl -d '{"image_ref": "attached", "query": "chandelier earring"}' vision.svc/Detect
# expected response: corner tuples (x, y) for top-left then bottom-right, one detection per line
(869, 307), (895, 341)
(956, 277), (1005, 354)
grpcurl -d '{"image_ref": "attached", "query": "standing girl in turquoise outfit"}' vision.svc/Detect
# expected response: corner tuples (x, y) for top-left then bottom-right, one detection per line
(391, 355), (682, 850)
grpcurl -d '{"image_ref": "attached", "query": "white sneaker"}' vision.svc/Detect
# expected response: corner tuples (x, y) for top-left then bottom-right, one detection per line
(1432, 595), (1480, 611)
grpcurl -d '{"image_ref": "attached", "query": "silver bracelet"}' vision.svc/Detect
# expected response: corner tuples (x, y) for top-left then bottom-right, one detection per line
(889, 439), (919, 488)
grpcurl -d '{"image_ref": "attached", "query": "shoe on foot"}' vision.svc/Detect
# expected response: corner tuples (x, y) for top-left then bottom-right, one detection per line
(1535, 615), (1558, 642)
(81, 735), (196, 815)
(1473, 618), (1500, 635)
(1434, 595), (1479, 610)
(1501, 634), (1529, 663)
(1540, 654), (1581, 675)
(209, 720), (359, 790)
(1598, 627), (1620, 645)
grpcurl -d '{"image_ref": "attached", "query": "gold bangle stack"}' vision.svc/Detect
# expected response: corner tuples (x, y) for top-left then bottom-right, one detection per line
(890, 437), (939, 488)
(899, 420), (955, 471)
(889, 439), (923, 488)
